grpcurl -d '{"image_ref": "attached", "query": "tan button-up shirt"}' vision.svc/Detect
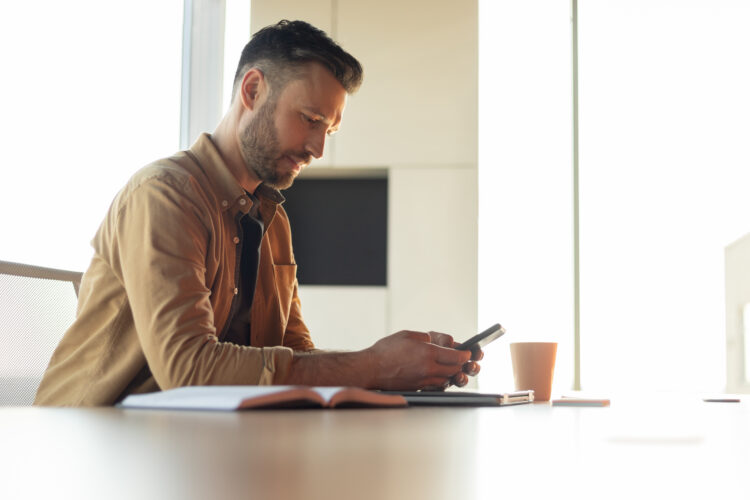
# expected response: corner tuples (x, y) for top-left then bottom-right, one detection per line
(35, 134), (313, 406)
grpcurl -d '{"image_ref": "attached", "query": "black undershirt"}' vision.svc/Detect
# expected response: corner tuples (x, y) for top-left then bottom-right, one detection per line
(222, 192), (263, 346)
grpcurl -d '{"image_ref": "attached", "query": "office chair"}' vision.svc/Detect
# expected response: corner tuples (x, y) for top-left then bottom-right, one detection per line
(0, 260), (82, 406)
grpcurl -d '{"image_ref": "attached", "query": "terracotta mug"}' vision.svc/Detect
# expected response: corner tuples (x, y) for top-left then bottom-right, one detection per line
(510, 342), (557, 402)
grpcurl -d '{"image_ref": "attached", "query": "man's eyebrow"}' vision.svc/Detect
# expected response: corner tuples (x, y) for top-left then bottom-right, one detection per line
(304, 108), (341, 132)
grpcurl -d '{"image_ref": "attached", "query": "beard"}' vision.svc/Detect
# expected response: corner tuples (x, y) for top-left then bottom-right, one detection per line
(239, 97), (304, 190)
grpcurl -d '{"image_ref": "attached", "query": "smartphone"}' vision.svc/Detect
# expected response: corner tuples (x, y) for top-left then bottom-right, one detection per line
(455, 323), (506, 351)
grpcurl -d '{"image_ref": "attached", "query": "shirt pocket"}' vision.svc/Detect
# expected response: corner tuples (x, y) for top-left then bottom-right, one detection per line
(272, 264), (297, 326)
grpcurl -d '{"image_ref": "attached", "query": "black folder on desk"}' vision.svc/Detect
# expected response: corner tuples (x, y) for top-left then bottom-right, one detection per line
(380, 390), (534, 407)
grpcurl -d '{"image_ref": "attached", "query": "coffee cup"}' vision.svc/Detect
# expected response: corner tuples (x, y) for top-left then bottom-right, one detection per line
(509, 342), (557, 402)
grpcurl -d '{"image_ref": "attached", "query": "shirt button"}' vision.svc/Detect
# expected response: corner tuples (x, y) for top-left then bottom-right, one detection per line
(221, 200), (229, 207)
(233, 236), (240, 244)
(239, 198), (247, 206)
(233, 287), (239, 295)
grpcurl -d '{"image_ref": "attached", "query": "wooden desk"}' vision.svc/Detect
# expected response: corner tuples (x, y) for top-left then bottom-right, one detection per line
(1, 395), (748, 499)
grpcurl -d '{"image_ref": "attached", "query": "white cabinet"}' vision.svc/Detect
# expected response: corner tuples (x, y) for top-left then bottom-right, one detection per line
(388, 166), (478, 337)
(335, 0), (477, 167)
(251, 0), (333, 34)
(297, 286), (388, 350)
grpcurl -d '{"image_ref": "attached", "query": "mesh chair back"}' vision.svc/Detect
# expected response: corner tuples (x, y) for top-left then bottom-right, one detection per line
(0, 260), (82, 406)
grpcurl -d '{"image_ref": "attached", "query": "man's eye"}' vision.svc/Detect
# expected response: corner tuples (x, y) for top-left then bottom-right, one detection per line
(303, 114), (317, 124)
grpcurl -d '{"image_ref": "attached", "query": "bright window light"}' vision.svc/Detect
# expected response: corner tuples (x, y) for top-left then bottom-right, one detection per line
(0, 1), (183, 271)
(478, 0), (573, 394)
(578, 0), (750, 392)
(222, 0), (251, 113)
(480, 0), (750, 394)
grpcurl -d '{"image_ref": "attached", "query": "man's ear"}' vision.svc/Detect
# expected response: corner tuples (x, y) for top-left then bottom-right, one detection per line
(239, 68), (267, 111)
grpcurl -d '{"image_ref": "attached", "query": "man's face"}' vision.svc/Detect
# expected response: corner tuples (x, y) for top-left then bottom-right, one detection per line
(240, 63), (348, 190)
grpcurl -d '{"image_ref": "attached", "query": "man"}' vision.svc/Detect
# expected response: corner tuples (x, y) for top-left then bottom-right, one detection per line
(35, 20), (481, 406)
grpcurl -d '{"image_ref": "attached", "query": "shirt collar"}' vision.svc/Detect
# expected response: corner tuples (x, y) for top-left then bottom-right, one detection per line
(188, 133), (285, 214)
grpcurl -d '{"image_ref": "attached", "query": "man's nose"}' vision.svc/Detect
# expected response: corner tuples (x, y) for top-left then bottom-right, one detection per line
(305, 130), (326, 159)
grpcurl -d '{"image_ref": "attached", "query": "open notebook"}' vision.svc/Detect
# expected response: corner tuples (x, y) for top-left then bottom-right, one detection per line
(118, 386), (407, 410)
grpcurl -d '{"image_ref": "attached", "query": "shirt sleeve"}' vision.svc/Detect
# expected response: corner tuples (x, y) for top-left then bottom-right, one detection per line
(110, 173), (294, 389)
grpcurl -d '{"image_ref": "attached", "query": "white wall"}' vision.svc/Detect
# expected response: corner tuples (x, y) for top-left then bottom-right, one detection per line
(388, 166), (477, 337)
(252, 1), (479, 354)
(297, 287), (387, 351)
(725, 233), (750, 393)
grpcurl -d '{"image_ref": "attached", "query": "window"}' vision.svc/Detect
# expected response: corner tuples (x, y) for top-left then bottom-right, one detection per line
(479, 0), (750, 393)
(0, 1), (183, 271)
(222, 0), (251, 113)
(578, 0), (750, 392)
(478, 0), (574, 394)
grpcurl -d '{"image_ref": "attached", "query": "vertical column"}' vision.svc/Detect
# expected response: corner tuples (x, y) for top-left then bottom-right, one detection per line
(180, 0), (226, 149)
(571, 0), (581, 390)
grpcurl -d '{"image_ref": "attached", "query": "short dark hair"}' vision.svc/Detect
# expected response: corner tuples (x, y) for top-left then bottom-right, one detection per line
(232, 20), (363, 101)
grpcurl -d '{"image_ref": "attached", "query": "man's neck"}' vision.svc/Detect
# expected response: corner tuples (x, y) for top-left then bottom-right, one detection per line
(211, 116), (262, 194)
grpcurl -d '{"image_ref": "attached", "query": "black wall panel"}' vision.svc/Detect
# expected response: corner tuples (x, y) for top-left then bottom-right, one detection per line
(282, 178), (387, 286)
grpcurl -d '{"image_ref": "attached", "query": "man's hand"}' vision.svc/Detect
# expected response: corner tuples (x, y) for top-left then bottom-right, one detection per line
(283, 330), (483, 391)
(363, 330), (480, 391)
(428, 331), (483, 389)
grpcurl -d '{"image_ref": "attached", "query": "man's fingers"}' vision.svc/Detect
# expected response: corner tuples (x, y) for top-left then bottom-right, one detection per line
(402, 330), (432, 343)
(428, 331), (454, 347)
(462, 361), (480, 376)
(373, 330), (481, 391)
(470, 348), (484, 361)
(425, 361), (468, 378)
(451, 372), (469, 387)
(433, 345), (472, 366)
